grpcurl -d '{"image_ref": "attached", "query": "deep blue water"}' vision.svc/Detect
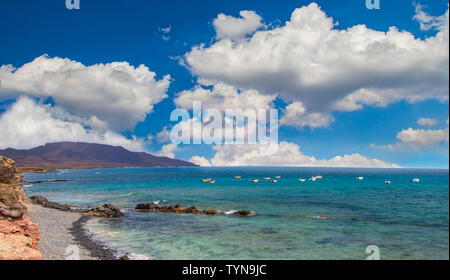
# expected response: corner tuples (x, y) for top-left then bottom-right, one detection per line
(23, 167), (449, 260)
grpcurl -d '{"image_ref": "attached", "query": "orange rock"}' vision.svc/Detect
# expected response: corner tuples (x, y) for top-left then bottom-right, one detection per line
(0, 156), (42, 260)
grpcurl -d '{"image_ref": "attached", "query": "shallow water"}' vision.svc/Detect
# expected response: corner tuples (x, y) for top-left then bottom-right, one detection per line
(24, 167), (449, 260)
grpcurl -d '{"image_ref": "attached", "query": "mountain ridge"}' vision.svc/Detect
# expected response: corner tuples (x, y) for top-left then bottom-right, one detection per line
(0, 142), (196, 172)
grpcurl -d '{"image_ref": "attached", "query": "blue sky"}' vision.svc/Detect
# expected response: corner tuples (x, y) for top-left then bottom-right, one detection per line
(0, 0), (448, 168)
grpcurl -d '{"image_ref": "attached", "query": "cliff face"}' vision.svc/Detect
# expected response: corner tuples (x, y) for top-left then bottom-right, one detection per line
(0, 156), (42, 260)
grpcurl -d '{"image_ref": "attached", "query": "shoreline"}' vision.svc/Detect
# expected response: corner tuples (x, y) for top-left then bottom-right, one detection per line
(69, 216), (118, 260)
(26, 201), (120, 260)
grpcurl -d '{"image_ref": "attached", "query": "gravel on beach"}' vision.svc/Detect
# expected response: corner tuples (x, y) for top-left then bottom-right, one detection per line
(25, 201), (115, 260)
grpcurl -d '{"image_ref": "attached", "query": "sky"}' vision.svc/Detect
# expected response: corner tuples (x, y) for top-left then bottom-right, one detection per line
(0, 0), (448, 168)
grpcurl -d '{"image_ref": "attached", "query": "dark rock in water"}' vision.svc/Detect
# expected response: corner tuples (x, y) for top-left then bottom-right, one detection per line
(135, 203), (244, 217)
(135, 203), (159, 210)
(233, 210), (254, 217)
(28, 179), (70, 184)
(204, 208), (218, 215)
(183, 206), (201, 214)
(84, 204), (124, 218)
(31, 194), (124, 219)
(30, 195), (71, 211)
(120, 255), (130, 260)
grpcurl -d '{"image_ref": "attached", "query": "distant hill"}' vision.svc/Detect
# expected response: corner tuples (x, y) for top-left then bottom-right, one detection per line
(0, 142), (196, 172)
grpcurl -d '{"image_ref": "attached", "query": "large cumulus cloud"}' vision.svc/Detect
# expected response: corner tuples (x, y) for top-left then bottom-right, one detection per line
(0, 55), (171, 131)
(185, 3), (449, 128)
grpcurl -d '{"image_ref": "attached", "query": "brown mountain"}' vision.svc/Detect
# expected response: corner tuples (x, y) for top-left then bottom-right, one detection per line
(0, 142), (196, 172)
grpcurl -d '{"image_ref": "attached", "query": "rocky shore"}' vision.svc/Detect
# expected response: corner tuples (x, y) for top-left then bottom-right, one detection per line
(1, 155), (255, 260)
(0, 155), (123, 260)
(0, 156), (41, 260)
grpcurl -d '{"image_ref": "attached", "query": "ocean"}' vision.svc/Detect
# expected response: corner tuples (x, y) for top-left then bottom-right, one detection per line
(23, 167), (449, 260)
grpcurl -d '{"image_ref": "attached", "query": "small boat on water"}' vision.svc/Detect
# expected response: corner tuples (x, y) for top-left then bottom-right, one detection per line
(385, 180), (391, 184)
(23, 184), (33, 188)
(356, 177), (364, 181)
(234, 176), (242, 179)
(310, 215), (328, 220)
(412, 178), (420, 183)
(316, 175), (323, 179)
(210, 180), (216, 184)
(264, 177), (271, 180)
(309, 176), (317, 182)
(275, 176), (281, 179)
(298, 179), (306, 182)
(251, 179), (259, 183)
(271, 180), (278, 183)
(201, 178), (212, 182)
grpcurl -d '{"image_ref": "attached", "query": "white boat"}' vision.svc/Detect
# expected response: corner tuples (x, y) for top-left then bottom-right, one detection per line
(298, 179), (306, 182)
(412, 178), (420, 183)
(309, 176), (317, 182)
(316, 175), (323, 179)
(23, 184), (33, 188)
(356, 177), (364, 181)
(385, 180), (391, 184)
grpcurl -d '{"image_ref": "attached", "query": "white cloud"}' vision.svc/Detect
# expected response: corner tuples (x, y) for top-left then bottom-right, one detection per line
(159, 26), (172, 34)
(0, 97), (147, 151)
(417, 117), (438, 127)
(203, 141), (399, 168)
(280, 101), (332, 128)
(185, 3), (449, 126)
(371, 118), (449, 150)
(213, 10), (263, 40)
(189, 155), (212, 167)
(157, 143), (178, 159)
(0, 55), (171, 131)
(396, 127), (449, 147)
(175, 81), (275, 111)
(156, 126), (171, 143)
(158, 26), (172, 41)
(413, 3), (449, 31)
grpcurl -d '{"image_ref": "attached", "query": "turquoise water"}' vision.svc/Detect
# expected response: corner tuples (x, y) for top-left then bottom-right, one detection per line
(23, 167), (449, 260)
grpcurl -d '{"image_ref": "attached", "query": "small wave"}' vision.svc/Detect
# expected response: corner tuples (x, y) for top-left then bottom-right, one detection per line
(120, 192), (135, 197)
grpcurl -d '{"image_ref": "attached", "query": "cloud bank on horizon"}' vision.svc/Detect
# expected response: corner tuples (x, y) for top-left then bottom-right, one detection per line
(0, 2), (448, 168)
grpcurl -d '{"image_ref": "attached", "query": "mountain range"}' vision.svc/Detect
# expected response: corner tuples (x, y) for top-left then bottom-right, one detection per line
(0, 142), (196, 172)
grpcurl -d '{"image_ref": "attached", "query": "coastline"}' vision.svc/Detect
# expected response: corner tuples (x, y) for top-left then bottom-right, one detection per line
(26, 200), (118, 260)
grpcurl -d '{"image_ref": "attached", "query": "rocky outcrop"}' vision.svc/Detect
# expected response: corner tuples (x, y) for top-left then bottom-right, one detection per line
(30, 196), (72, 211)
(0, 156), (42, 260)
(135, 203), (253, 217)
(135, 203), (219, 214)
(30, 195), (124, 219)
(233, 210), (254, 217)
(83, 204), (124, 218)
